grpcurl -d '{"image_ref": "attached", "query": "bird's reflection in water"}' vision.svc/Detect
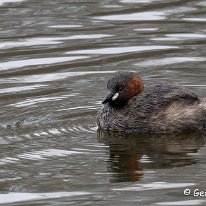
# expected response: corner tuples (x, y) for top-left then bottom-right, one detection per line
(97, 130), (205, 183)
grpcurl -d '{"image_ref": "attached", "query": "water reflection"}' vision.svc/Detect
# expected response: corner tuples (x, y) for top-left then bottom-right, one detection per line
(97, 131), (205, 183)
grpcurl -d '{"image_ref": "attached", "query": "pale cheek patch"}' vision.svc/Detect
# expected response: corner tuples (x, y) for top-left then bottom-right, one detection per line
(112, 93), (119, 101)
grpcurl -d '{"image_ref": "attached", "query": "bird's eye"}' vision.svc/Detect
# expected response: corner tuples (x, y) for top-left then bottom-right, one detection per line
(119, 86), (123, 91)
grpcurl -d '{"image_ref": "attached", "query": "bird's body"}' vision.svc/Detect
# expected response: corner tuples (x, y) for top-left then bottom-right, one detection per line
(97, 71), (206, 133)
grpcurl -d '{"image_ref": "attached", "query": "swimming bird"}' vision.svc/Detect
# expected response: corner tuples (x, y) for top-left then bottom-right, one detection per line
(97, 71), (206, 133)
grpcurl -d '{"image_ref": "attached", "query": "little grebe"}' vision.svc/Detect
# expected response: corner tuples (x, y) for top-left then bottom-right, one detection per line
(97, 71), (206, 133)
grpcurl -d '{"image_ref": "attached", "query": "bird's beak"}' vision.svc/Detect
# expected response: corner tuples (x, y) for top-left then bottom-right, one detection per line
(102, 92), (119, 104)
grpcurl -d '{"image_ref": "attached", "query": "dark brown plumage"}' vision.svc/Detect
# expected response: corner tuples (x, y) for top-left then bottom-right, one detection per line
(97, 71), (206, 133)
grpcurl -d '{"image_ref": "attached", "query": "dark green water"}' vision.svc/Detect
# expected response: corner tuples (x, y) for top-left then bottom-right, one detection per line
(0, 0), (206, 205)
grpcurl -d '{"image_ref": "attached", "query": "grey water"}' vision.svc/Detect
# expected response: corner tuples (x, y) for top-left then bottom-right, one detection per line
(0, 0), (206, 205)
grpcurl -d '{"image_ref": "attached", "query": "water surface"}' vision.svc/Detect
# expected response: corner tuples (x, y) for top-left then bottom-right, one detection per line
(0, 0), (206, 205)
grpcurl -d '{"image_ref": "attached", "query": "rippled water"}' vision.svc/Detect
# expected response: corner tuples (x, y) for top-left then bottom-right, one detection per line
(0, 0), (206, 205)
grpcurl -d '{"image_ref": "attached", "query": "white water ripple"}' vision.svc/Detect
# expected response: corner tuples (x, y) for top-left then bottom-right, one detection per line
(0, 56), (89, 71)
(0, 191), (92, 204)
(66, 45), (177, 55)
